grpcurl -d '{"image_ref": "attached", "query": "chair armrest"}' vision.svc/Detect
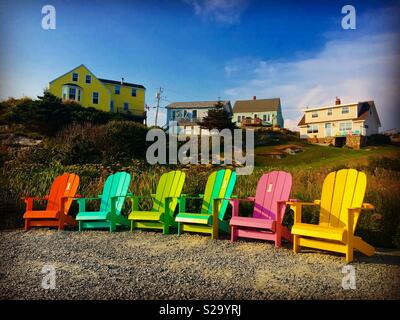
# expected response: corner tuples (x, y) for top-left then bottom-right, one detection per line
(286, 200), (320, 206)
(177, 195), (204, 213)
(22, 196), (49, 211)
(75, 196), (102, 201)
(21, 196), (48, 201)
(288, 200), (320, 224)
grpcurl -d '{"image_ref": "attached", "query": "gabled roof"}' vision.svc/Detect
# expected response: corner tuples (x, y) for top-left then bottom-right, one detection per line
(232, 98), (281, 113)
(355, 101), (381, 126)
(49, 64), (145, 89)
(166, 100), (231, 109)
(298, 115), (306, 126)
(98, 78), (145, 89)
(298, 100), (381, 127)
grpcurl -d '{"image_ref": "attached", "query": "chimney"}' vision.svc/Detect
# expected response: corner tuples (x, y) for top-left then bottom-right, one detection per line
(335, 97), (341, 105)
(121, 77), (124, 85)
(253, 96), (256, 101)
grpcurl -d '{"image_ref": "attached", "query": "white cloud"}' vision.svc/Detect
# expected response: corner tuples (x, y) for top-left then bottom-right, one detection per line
(185, 0), (248, 25)
(224, 32), (400, 131)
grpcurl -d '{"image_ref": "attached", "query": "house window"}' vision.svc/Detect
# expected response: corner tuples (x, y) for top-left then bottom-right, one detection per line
(123, 102), (129, 110)
(92, 92), (99, 104)
(171, 110), (176, 120)
(86, 75), (91, 84)
(77, 90), (81, 102)
(115, 85), (120, 94)
(72, 73), (78, 82)
(307, 124), (318, 134)
(339, 121), (352, 132)
(110, 101), (114, 112)
(312, 111), (318, 118)
(192, 110), (197, 120)
(327, 108), (332, 116)
(131, 88), (137, 97)
(263, 115), (267, 121)
(68, 87), (76, 100)
(342, 106), (349, 114)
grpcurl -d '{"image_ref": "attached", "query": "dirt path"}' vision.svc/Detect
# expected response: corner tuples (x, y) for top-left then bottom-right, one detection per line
(0, 229), (399, 299)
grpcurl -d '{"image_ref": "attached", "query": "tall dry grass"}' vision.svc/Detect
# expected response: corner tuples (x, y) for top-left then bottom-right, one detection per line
(1, 159), (399, 247)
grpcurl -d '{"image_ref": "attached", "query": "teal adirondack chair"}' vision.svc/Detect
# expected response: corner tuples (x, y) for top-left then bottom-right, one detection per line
(128, 170), (186, 234)
(175, 169), (237, 239)
(76, 172), (131, 232)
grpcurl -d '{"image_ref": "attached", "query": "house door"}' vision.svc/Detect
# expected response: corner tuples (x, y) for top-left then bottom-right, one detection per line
(325, 123), (332, 136)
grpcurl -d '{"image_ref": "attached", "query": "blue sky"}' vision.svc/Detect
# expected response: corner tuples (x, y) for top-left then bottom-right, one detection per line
(0, 0), (399, 129)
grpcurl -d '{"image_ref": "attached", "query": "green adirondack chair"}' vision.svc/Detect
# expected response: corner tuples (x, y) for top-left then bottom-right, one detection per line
(76, 172), (131, 232)
(128, 170), (186, 235)
(175, 169), (237, 239)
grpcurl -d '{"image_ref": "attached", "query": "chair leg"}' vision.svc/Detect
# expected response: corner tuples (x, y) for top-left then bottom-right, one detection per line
(130, 221), (134, 232)
(163, 223), (170, 235)
(58, 217), (65, 231)
(275, 234), (281, 248)
(78, 221), (82, 232)
(110, 221), (116, 233)
(177, 223), (181, 236)
(345, 244), (354, 263)
(293, 235), (300, 253)
(24, 219), (30, 231)
(230, 226), (236, 243)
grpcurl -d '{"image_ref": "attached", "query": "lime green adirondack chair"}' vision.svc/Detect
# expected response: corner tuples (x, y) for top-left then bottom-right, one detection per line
(128, 170), (186, 234)
(76, 172), (131, 232)
(175, 169), (237, 239)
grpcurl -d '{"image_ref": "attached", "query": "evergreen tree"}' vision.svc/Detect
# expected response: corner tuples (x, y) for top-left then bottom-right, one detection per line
(199, 101), (236, 131)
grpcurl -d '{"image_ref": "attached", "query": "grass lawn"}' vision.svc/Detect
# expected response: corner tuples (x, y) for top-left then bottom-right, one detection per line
(255, 142), (400, 169)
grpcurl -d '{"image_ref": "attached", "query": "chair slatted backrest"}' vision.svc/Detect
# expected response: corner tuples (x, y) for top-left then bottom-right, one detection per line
(46, 173), (80, 213)
(151, 170), (186, 214)
(252, 171), (292, 221)
(319, 169), (367, 230)
(99, 172), (131, 215)
(201, 169), (237, 220)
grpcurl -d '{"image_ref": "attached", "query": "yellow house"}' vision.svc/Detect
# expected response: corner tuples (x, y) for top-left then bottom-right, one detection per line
(48, 64), (146, 123)
(298, 98), (381, 148)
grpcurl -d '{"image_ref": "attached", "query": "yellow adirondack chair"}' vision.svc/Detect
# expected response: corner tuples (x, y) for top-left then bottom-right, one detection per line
(288, 169), (375, 263)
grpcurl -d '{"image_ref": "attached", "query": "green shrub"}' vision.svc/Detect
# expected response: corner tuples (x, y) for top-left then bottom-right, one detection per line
(100, 120), (149, 163)
(0, 92), (144, 137)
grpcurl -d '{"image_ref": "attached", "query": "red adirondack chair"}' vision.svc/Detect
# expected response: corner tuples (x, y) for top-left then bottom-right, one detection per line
(23, 173), (80, 231)
(229, 171), (293, 247)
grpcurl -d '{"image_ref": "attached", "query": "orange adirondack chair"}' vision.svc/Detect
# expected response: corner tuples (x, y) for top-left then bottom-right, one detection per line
(23, 173), (80, 231)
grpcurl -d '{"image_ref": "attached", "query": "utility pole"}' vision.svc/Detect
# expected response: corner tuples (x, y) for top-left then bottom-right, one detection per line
(155, 87), (163, 127)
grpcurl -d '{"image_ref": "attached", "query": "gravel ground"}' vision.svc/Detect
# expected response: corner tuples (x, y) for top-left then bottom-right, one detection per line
(0, 229), (399, 300)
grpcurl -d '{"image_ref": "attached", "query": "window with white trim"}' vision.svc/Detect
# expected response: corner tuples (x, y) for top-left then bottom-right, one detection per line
(339, 121), (352, 132)
(131, 88), (137, 97)
(72, 73), (78, 82)
(311, 111), (318, 118)
(327, 108), (332, 116)
(86, 75), (91, 84)
(92, 92), (99, 104)
(307, 124), (318, 133)
(68, 87), (76, 100)
(342, 106), (349, 114)
(123, 102), (129, 110)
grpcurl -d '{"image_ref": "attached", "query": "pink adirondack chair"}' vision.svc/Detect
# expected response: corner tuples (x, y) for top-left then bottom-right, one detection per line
(229, 171), (293, 247)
